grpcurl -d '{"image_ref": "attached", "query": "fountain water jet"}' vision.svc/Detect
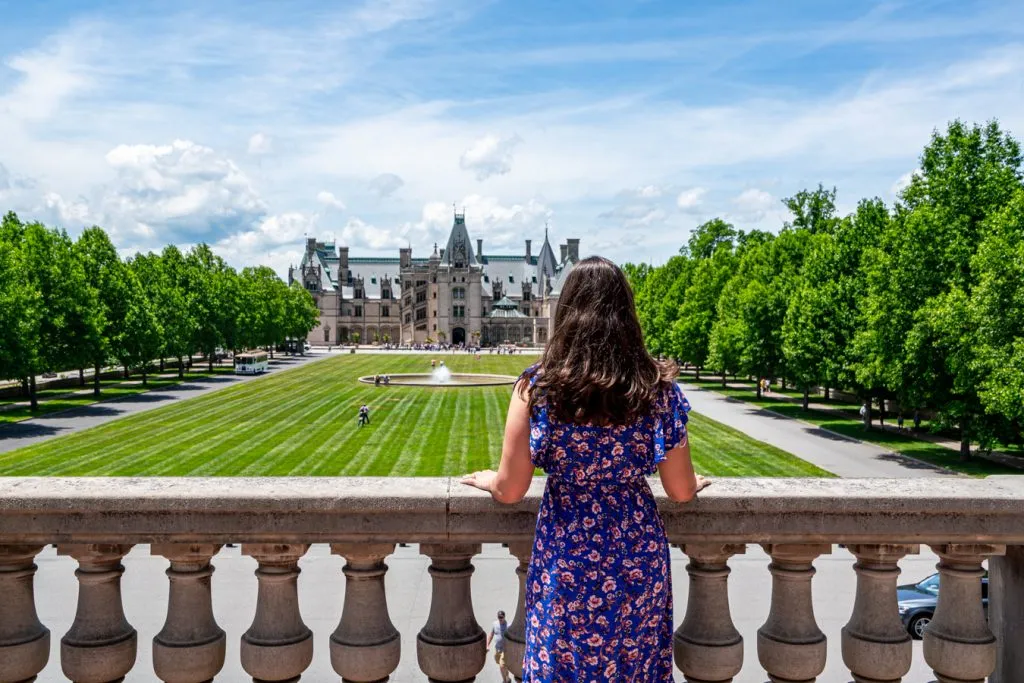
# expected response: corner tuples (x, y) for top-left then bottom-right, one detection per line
(431, 366), (453, 384)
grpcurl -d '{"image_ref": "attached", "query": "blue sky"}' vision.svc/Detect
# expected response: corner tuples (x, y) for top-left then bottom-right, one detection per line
(1, 0), (1023, 275)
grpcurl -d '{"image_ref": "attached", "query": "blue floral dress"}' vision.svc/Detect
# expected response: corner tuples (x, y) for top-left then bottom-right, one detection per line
(522, 373), (691, 682)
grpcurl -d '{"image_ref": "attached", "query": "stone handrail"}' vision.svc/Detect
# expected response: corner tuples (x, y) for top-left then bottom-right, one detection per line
(2, 476), (1024, 682)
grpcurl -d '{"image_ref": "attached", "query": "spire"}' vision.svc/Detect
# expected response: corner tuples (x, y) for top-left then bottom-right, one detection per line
(443, 210), (474, 267)
(537, 222), (558, 278)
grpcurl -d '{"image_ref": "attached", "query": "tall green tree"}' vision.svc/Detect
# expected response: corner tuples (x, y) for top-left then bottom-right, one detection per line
(75, 227), (129, 397)
(160, 245), (195, 378)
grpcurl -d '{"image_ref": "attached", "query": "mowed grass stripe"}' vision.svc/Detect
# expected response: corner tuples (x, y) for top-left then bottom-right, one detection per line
(0, 353), (830, 477)
(0, 360), (331, 473)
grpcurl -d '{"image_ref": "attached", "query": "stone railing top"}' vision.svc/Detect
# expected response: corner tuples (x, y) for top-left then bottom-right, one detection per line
(2, 476), (1024, 545)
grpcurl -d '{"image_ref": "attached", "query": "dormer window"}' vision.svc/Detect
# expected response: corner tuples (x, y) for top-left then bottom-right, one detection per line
(508, 275), (514, 283)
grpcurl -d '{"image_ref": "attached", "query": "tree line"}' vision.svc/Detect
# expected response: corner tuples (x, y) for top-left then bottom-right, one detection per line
(0, 212), (320, 410)
(625, 119), (1024, 459)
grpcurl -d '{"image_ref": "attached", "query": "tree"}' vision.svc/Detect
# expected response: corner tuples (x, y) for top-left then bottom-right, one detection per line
(782, 282), (830, 409)
(283, 282), (319, 351)
(673, 227), (737, 376)
(187, 244), (228, 372)
(782, 184), (839, 235)
(75, 227), (130, 397)
(159, 246), (195, 377)
(0, 214), (38, 395)
(116, 270), (162, 385)
(684, 218), (737, 260)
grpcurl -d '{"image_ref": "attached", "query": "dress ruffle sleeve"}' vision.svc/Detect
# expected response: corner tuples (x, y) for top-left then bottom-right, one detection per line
(652, 383), (691, 466)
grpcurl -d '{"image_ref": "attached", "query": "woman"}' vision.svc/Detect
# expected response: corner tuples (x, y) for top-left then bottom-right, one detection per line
(462, 256), (708, 682)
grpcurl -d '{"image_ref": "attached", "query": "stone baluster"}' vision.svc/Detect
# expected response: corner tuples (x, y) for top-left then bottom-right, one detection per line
(841, 544), (919, 683)
(329, 543), (401, 682)
(503, 542), (532, 682)
(757, 543), (830, 683)
(58, 543), (137, 683)
(674, 543), (746, 683)
(924, 543), (1005, 683)
(417, 543), (486, 683)
(0, 545), (49, 683)
(151, 544), (225, 683)
(241, 544), (313, 683)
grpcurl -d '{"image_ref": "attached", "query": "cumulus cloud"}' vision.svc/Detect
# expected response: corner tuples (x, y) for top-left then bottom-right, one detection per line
(729, 188), (774, 222)
(101, 139), (266, 241)
(247, 133), (272, 155)
(618, 185), (664, 199)
(214, 212), (316, 278)
(459, 134), (523, 181)
(676, 187), (707, 211)
(368, 172), (404, 197)
(316, 190), (346, 210)
(891, 169), (920, 196)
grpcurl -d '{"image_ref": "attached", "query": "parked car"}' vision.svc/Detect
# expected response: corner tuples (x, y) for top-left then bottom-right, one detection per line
(898, 572), (989, 639)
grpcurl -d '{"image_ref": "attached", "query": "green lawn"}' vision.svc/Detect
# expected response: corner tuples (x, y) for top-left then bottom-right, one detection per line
(682, 377), (1021, 477)
(0, 367), (236, 424)
(0, 354), (830, 477)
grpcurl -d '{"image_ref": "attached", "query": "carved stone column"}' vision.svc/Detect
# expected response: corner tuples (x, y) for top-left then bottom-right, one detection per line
(417, 543), (486, 683)
(151, 544), (225, 683)
(58, 543), (137, 683)
(329, 543), (400, 682)
(841, 544), (918, 683)
(924, 544), (1005, 683)
(674, 543), (746, 683)
(0, 545), (49, 683)
(504, 542), (532, 682)
(241, 544), (313, 683)
(757, 543), (830, 683)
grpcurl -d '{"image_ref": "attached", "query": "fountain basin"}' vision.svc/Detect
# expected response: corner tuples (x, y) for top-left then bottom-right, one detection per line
(358, 373), (518, 387)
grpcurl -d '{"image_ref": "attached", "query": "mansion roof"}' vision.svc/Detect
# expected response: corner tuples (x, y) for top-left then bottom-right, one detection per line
(293, 213), (578, 301)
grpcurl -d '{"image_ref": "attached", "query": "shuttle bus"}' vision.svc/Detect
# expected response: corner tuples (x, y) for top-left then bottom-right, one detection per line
(235, 351), (269, 375)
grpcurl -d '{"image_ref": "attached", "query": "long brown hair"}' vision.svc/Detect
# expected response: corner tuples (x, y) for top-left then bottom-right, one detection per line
(523, 256), (677, 424)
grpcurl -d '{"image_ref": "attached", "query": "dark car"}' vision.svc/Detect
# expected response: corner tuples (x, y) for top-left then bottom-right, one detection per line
(898, 572), (989, 639)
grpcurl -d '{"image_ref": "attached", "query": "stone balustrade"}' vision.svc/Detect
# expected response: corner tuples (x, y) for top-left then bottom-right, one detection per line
(2, 476), (1024, 682)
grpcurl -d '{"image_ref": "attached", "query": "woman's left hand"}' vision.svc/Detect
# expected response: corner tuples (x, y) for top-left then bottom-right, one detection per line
(461, 470), (497, 492)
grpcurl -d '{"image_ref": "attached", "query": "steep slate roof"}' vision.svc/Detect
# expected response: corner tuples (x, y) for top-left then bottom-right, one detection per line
(536, 227), (559, 279)
(548, 258), (575, 296)
(442, 212), (477, 266)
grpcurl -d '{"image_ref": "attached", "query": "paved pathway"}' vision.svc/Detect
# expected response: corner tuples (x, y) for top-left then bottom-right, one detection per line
(0, 352), (329, 453)
(681, 383), (956, 478)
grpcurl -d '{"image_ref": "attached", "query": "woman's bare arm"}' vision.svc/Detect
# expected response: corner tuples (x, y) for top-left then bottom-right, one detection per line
(460, 378), (535, 503)
(657, 440), (708, 503)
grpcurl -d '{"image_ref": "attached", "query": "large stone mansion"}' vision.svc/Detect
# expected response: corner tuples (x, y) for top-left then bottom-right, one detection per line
(288, 211), (580, 346)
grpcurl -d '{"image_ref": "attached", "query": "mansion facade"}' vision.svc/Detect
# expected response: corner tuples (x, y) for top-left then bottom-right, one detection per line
(288, 211), (580, 347)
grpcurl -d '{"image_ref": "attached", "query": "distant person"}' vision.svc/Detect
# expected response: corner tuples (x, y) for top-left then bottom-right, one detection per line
(358, 404), (370, 427)
(914, 411), (922, 431)
(462, 256), (707, 682)
(431, 359), (437, 369)
(374, 374), (380, 387)
(487, 610), (510, 683)
(897, 413), (905, 431)
(384, 375), (390, 386)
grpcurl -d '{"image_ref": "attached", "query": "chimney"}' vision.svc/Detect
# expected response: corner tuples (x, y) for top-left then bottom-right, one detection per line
(400, 247), (412, 268)
(567, 238), (580, 262)
(339, 246), (349, 269)
(477, 238), (483, 256)
(525, 239), (532, 259)
(306, 237), (317, 255)
(559, 244), (568, 263)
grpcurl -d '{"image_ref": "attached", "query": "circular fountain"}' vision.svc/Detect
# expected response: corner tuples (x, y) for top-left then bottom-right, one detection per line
(359, 365), (517, 387)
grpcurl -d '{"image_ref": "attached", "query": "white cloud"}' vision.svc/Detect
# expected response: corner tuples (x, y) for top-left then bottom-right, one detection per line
(728, 188), (775, 223)
(247, 133), (272, 155)
(459, 134), (523, 181)
(368, 172), (404, 197)
(676, 187), (707, 211)
(316, 190), (346, 210)
(891, 169), (920, 196)
(618, 185), (665, 199)
(101, 139), (266, 241)
(213, 212), (316, 278)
